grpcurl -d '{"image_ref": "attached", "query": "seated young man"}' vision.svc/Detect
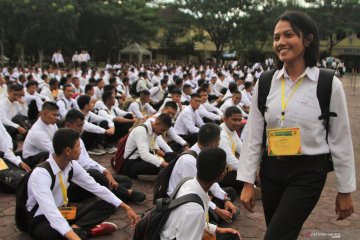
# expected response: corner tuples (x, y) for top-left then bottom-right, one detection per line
(219, 106), (244, 193)
(167, 123), (237, 224)
(0, 121), (30, 172)
(40, 78), (60, 102)
(174, 93), (204, 146)
(77, 95), (116, 155)
(145, 101), (189, 155)
(24, 80), (45, 123)
(121, 113), (172, 178)
(64, 109), (146, 204)
(180, 84), (192, 105)
(127, 90), (157, 119)
(161, 148), (240, 240)
(96, 91), (136, 142)
(22, 102), (59, 168)
(197, 88), (223, 124)
(149, 78), (168, 110)
(220, 91), (248, 118)
(57, 84), (79, 120)
(0, 83), (29, 141)
(26, 128), (138, 240)
(159, 87), (183, 119)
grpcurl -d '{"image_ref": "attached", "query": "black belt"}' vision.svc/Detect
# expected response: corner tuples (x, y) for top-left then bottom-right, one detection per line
(266, 153), (331, 161)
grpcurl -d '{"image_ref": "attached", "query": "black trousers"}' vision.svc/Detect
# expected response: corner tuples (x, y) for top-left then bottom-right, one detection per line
(122, 157), (161, 178)
(179, 133), (198, 147)
(29, 198), (115, 240)
(260, 155), (328, 240)
(219, 170), (244, 194)
(23, 152), (49, 169)
(68, 169), (132, 202)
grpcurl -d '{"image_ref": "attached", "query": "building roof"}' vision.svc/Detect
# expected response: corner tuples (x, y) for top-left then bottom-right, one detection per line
(120, 43), (152, 55)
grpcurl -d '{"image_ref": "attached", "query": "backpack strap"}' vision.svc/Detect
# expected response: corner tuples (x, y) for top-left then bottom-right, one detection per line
(317, 69), (337, 142)
(257, 70), (276, 148)
(168, 193), (204, 210)
(170, 177), (193, 200)
(124, 124), (149, 160)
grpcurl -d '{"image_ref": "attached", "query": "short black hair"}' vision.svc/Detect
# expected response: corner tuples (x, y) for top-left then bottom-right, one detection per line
(228, 82), (238, 93)
(160, 79), (168, 85)
(183, 84), (192, 90)
(244, 82), (252, 90)
(197, 147), (226, 182)
(156, 113), (173, 128)
(190, 93), (201, 99)
(275, 11), (319, 69)
(109, 77), (117, 85)
(198, 123), (220, 146)
(224, 106), (242, 118)
(232, 90), (241, 95)
(49, 78), (58, 86)
(139, 90), (150, 97)
(52, 128), (80, 155)
(7, 83), (21, 92)
(63, 83), (73, 91)
(102, 91), (114, 103)
(85, 84), (94, 93)
(96, 78), (104, 85)
(64, 109), (85, 124)
(104, 84), (115, 93)
(42, 102), (59, 111)
(77, 95), (91, 110)
(26, 80), (38, 88)
(171, 87), (182, 95)
(163, 101), (178, 110)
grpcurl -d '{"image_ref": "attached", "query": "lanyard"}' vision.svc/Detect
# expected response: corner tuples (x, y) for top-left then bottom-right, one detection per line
(150, 135), (156, 149)
(58, 172), (68, 206)
(225, 129), (236, 155)
(280, 77), (304, 127)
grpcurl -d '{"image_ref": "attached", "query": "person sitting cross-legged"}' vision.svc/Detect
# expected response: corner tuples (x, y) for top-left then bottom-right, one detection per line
(64, 109), (146, 204)
(25, 128), (139, 240)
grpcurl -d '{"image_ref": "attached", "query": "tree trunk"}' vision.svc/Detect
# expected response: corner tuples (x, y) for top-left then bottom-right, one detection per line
(38, 49), (44, 68)
(0, 39), (4, 66)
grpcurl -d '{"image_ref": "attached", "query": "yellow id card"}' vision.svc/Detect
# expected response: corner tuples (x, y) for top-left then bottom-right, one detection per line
(58, 206), (77, 220)
(267, 128), (301, 156)
(0, 158), (9, 170)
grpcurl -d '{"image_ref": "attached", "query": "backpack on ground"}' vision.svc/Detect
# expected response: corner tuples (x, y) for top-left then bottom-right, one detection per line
(153, 150), (197, 204)
(257, 68), (337, 171)
(133, 177), (204, 240)
(110, 124), (148, 173)
(15, 161), (73, 232)
(0, 159), (26, 194)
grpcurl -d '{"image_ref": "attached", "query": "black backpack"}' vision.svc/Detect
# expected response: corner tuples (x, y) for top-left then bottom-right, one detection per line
(0, 159), (26, 194)
(15, 161), (73, 232)
(133, 177), (204, 240)
(130, 80), (140, 97)
(257, 69), (337, 171)
(153, 150), (197, 204)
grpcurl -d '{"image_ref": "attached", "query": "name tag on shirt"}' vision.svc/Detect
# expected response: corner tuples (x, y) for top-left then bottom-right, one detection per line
(58, 206), (77, 220)
(0, 158), (9, 170)
(267, 128), (301, 156)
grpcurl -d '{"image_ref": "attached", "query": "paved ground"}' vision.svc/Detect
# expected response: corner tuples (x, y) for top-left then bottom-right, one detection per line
(1, 75), (359, 240)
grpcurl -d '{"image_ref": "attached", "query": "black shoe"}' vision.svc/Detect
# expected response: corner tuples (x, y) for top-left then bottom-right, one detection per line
(130, 190), (146, 203)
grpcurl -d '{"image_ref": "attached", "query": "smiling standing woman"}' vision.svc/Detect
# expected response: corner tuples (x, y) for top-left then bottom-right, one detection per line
(237, 11), (356, 239)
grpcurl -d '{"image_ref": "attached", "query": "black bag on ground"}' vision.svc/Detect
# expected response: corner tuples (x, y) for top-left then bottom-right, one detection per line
(133, 177), (204, 240)
(153, 150), (197, 204)
(0, 159), (26, 193)
(15, 161), (73, 232)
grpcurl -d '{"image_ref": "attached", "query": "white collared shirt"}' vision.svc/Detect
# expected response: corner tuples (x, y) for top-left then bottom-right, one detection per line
(0, 98), (28, 128)
(77, 139), (106, 173)
(23, 118), (58, 159)
(26, 155), (121, 236)
(220, 99), (248, 118)
(219, 123), (242, 170)
(149, 86), (165, 104)
(83, 111), (114, 134)
(124, 121), (163, 167)
(128, 101), (156, 119)
(167, 144), (226, 210)
(198, 104), (221, 121)
(0, 121), (22, 166)
(56, 97), (79, 119)
(237, 66), (356, 193)
(160, 178), (217, 239)
(174, 105), (204, 135)
(241, 89), (252, 106)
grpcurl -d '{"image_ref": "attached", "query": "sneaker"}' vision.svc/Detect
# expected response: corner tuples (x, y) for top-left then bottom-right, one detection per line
(89, 222), (117, 238)
(105, 146), (117, 154)
(88, 148), (106, 155)
(129, 190), (146, 203)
